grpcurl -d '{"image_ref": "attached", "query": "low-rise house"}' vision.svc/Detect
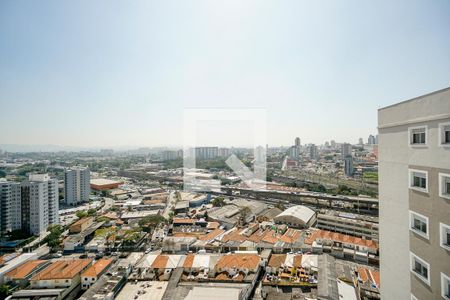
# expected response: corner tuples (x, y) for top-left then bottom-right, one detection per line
(214, 253), (261, 282)
(265, 254), (318, 286)
(69, 217), (94, 234)
(356, 267), (380, 299)
(305, 230), (378, 263)
(81, 258), (113, 290)
(0, 253), (38, 284)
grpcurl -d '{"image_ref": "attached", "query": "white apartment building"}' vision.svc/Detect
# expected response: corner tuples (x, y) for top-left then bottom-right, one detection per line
(21, 174), (59, 235)
(379, 88), (450, 300)
(0, 180), (21, 235)
(64, 167), (90, 206)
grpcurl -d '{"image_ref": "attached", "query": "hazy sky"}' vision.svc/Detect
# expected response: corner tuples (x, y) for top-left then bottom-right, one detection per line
(1, 1), (449, 148)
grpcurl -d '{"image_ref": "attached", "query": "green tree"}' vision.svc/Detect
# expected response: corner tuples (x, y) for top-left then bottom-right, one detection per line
(212, 196), (225, 207)
(0, 284), (11, 299)
(76, 211), (88, 219)
(87, 208), (97, 216)
(45, 225), (64, 249)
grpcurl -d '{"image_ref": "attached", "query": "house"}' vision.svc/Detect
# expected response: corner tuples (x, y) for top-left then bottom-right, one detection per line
(69, 217), (94, 234)
(81, 258), (113, 290)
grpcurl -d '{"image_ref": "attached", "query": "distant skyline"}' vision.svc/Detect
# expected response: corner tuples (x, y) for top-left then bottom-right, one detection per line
(1, 1), (449, 148)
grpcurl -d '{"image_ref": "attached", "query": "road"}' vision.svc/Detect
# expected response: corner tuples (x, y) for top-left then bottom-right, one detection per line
(163, 191), (176, 219)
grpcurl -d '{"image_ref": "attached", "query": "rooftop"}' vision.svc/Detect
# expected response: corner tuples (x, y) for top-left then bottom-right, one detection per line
(5, 260), (47, 280)
(31, 259), (92, 281)
(215, 254), (260, 270)
(81, 258), (113, 278)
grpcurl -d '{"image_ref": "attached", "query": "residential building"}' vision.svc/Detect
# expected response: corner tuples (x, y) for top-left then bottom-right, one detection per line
(287, 146), (299, 159)
(0, 180), (21, 235)
(195, 147), (218, 159)
(359, 138), (364, 145)
(368, 134), (376, 145)
(295, 137), (301, 147)
(378, 87), (450, 300)
(341, 143), (352, 159)
(81, 258), (113, 290)
(21, 174), (59, 235)
(64, 167), (90, 206)
(310, 144), (318, 159)
(344, 155), (354, 177)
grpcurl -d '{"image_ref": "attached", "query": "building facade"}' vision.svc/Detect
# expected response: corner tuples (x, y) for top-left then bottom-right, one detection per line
(0, 180), (21, 235)
(378, 88), (450, 300)
(64, 167), (90, 206)
(341, 143), (352, 159)
(21, 174), (59, 235)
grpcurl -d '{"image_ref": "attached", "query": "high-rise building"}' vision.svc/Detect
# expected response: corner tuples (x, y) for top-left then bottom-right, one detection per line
(64, 167), (90, 206)
(287, 146), (299, 159)
(21, 174), (59, 235)
(368, 134), (376, 145)
(330, 140), (336, 149)
(344, 155), (353, 177)
(309, 144), (318, 159)
(0, 180), (21, 235)
(218, 148), (231, 158)
(194, 147), (218, 160)
(378, 88), (450, 300)
(295, 137), (301, 148)
(358, 138), (364, 145)
(341, 143), (352, 159)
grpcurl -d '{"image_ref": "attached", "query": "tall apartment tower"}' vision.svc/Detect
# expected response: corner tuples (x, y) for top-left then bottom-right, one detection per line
(295, 137), (301, 147)
(0, 180), (21, 235)
(309, 144), (318, 159)
(64, 167), (90, 206)
(341, 143), (352, 158)
(378, 88), (450, 300)
(21, 174), (59, 235)
(344, 156), (354, 177)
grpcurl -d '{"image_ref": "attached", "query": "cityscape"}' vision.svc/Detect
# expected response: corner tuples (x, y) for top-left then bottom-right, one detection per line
(1, 1), (449, 300)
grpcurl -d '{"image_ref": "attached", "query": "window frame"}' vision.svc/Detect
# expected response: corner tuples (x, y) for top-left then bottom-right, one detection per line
(439, 122), (450, 147)
(410, 252), (430, 286)
(409, 169), (429, 193)
(439, 173), (450, 200)
(409, 211), (429, 239)
(408, 125), (428, 147)
(441, 272), (450, 300)
(440, 223), (450, 251)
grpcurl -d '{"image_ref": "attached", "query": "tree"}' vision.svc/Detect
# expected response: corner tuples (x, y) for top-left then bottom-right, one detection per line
(76, 211), (88, 219)
(45, 225), (64, 249)
(87, 208), (97, 216)
(0, 284), (11, 299)
(212, 196), (225, 207)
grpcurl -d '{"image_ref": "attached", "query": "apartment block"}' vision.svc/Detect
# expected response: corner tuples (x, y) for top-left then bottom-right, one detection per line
(21, 174), (59, 235)
(378, 88), (450, 300)
(64, 167), (90, 206)
(0, 180), (21, 235)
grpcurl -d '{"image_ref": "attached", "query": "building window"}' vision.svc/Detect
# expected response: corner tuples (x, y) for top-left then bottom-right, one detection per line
(409, 211), (429, 239)
(409, 169), (428, 192)
(409, 126), (427, 146)
(440, 223), (450, 251)
(442, 273), (450, 300)
(410, 252), (430, 285)
(439, 122), (450, 146)
(439, 173), (450, 199)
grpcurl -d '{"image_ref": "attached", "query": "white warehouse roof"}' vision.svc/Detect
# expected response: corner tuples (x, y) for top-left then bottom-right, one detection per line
(274, 205), (316, 227)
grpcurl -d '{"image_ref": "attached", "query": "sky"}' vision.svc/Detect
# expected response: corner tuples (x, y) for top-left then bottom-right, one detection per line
(1, 0), (449, 149)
